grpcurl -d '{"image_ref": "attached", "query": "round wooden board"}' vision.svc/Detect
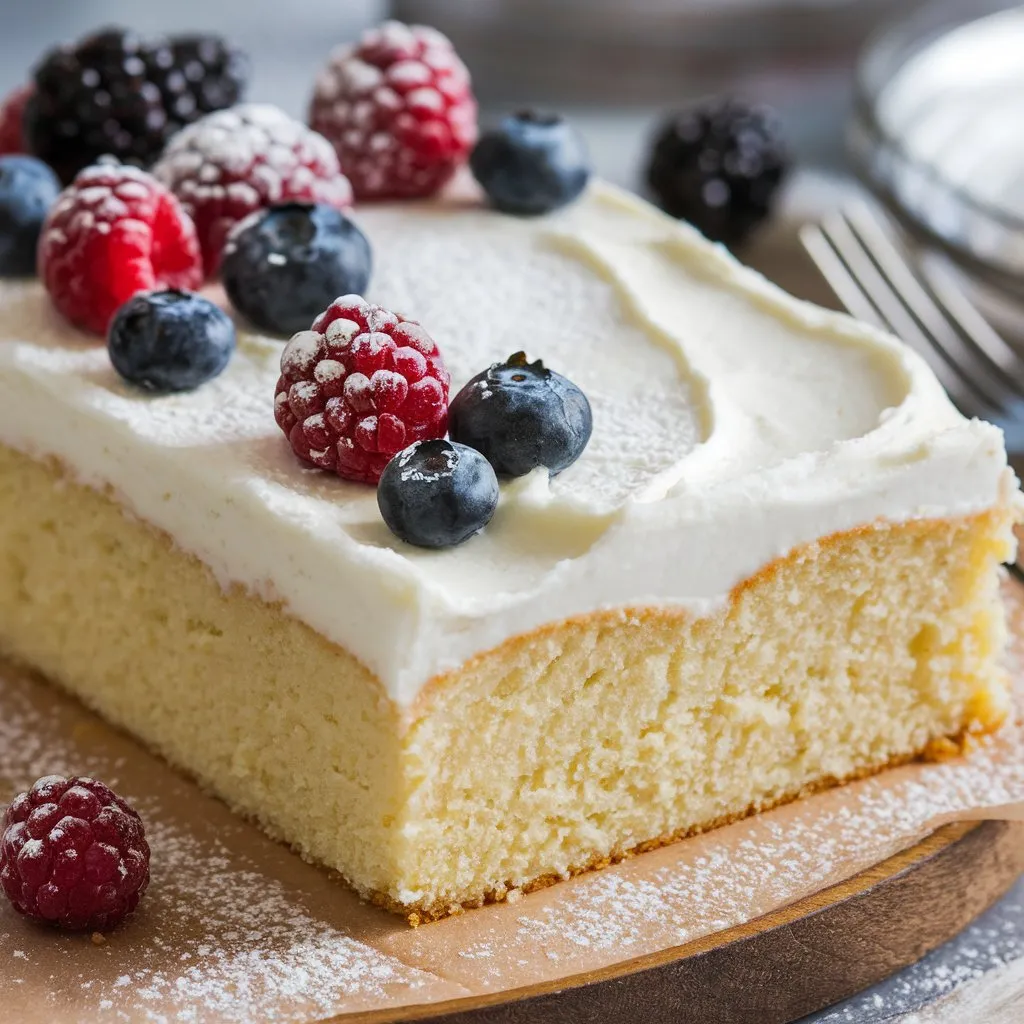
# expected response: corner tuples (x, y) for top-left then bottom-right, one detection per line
(338, 819), (1024, 1024)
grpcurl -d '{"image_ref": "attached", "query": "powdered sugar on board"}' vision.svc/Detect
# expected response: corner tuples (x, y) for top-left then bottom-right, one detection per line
(0, 667), (469, 1023)
(1, 596), (1023, 1020)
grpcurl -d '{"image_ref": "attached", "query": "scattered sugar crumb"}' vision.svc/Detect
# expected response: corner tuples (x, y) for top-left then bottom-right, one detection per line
(0, 669), (450, 1023)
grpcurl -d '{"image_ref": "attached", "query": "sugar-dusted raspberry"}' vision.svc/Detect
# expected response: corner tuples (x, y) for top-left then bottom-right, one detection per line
(0, 84), (31, 156)
(275, 294), (450, 484)
(38, 160), (203, 335)
(0, 775), (150, 931)
(153, 103), (353, 276)
(309, 20), (477, 200)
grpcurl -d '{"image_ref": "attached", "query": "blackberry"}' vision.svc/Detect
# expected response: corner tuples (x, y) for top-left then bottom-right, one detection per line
(448, 352), (592, 478)
(25, 27), (248, 184)
(645, 97), (789, 248)
(169, 35), (249, 117)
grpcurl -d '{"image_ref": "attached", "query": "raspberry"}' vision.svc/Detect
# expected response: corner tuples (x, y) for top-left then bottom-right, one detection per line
(38, 161), (203, 335)
(275, 295), (450, 484)
(309, 20), (477, 200)
(0, 775), (150, 931)
(153, 104), (353, 276)
(0, 85), (31, 156)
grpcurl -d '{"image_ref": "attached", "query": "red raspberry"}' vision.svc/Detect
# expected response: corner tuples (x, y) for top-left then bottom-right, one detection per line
(0, 775), (150, 932)
(153, 104), (353, 276)
(275, 295), (450, 484)
(0, 84), (31, 156)
(309, 21), (477, 201)
(38, 161), (203, 336)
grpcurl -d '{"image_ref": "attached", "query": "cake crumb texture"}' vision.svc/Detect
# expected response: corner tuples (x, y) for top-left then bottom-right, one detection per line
(0, 442), (1014, 918)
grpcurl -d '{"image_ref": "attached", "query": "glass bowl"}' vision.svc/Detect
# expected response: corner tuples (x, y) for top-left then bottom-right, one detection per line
(850, 0), (1024, 307)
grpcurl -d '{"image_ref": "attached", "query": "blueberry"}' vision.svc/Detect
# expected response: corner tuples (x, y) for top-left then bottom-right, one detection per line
(449, 352), (592, 478)
(0, 156), (61, 277)
(377, 440), (499, 549)
(470, 111), (590, 216)
(222, 202), (372, 336)
(108, 290), (235, 393)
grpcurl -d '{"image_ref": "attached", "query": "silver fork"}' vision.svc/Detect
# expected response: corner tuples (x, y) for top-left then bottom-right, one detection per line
(799, 199), (1024, 582)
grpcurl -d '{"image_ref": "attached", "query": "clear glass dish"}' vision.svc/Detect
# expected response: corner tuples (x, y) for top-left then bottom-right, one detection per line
(851, 0), (1024, 304)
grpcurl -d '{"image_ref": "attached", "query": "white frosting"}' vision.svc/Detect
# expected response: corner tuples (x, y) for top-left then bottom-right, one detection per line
(0, 182), (1012, 707)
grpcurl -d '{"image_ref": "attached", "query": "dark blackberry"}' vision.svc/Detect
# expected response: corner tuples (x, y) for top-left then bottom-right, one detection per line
(25, 27), (248, 184)
(645, 97), (789, 248)
(169, 34), (249, 117)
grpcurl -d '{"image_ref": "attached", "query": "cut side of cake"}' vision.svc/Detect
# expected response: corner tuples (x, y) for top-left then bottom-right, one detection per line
(0, 182), (1017, 922)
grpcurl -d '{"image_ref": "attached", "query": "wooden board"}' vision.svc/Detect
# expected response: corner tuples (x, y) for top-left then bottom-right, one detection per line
(346, 820), (1024, 1024)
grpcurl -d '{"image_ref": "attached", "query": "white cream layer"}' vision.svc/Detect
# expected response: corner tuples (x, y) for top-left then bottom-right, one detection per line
(0, 183), (1012, 708)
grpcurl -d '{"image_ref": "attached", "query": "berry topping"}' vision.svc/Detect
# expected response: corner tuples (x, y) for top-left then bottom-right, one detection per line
(449, 352), (592, 478)
(25, 27), (249, 185)
(0, 84), (32, 156)
(309, 20), (477, 200)
(222, 203), (372, 337)
(153, 104), (353, 276)
(0, 156), (60, 277)
(645, 97), (789, 247)
(470, 111), (590, 216)
(38, 161), (203, 335)
(108, 290), (235, 393)
(0, 774), (150, 931)
(167, 34), (250, 117)
(378, 439), (498, 548)
(275, 295), (450, 484)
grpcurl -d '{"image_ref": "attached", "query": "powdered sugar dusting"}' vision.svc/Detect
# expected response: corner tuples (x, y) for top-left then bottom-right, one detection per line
(309, 21), (476, 200)
(0, 667), (466, 1022)
(152, 104), (353, 273)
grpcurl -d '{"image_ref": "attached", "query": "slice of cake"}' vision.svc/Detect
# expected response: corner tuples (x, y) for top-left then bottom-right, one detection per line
(0, 147), (1017, 922)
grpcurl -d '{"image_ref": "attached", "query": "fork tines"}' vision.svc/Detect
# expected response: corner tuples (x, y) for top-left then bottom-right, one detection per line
(799, 200), (1024, 422)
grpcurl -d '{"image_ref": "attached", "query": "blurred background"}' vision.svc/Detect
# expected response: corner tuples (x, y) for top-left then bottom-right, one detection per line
(0, 0), (926, 185)
(4, 1), (1023, 381)
(0, 0), (944, 310)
